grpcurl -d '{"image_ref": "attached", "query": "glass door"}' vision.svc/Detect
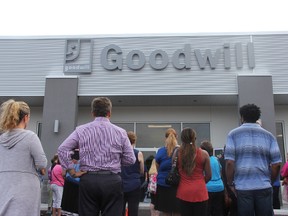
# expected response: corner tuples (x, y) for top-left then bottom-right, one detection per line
(113, 122), (211, 160)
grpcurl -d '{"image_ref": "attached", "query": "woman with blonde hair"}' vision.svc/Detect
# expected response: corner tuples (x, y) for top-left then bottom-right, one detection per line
(155, 128), (181, 216)
(148, 159), (160, 216)
(176, 128), (211, 216)
(0, 99), (47, 216)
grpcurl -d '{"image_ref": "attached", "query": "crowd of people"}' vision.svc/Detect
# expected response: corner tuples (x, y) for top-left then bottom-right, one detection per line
(0, 97), (284, 216)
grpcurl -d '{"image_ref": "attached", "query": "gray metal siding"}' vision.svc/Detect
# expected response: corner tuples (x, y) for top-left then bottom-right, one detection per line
(0, 34), (287, 97)
(82, 35), (252, 96)
(0, 39), (64, 95)
(252, 35), (288, 94)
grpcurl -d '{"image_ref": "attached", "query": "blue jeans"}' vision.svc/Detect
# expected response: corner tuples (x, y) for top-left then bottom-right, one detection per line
(237, 188), (273, 216)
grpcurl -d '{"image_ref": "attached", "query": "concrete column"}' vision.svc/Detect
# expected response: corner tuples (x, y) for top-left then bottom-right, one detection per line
(237, 75), (276, 136)
(41, 76), (78, 165)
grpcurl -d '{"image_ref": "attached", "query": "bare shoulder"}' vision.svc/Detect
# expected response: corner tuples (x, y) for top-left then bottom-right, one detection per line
(200, 148), (209, 159)
(138, 151), (144, 161)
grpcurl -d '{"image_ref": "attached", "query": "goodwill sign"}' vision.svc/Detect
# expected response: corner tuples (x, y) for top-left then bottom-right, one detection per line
(64, 39), (255, 73)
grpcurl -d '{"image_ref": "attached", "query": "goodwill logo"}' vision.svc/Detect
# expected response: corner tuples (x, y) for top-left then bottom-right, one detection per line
(63, 39), (255, 73)
(64, 39), (93, 73)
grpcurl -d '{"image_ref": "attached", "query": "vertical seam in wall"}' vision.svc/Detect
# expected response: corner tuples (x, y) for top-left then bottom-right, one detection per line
(209, 105), (212, 140)
(134, 122), (137, 134)
(250, 35), (255, 74)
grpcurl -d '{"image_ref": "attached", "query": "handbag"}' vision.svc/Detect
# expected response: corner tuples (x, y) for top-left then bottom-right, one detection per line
(165, 147), (180, 186)
(148, 173), (157, 194)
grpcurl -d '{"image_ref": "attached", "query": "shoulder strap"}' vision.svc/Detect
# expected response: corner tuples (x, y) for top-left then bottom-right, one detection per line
(172, 147), (179, 166)
(172, 146), (179, 156)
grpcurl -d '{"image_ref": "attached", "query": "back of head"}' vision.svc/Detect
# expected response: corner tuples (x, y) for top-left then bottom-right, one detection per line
(240, 104), (261, 123)
(71, 150), (79, 160)
(127, 131), (137, 145)
(91, 97), (112, 117)
(148, 159), (157, 175)
(181, 127), (196, 145)
(200, 140), (213, 156)
(51, 154), (59, 165)
(165, 128), (178, 157)
(145, 155), (155, 171)
(0, 99), (30, 132)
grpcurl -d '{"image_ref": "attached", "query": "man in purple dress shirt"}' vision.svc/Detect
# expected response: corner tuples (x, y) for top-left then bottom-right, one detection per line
(58, 97), (136, 216)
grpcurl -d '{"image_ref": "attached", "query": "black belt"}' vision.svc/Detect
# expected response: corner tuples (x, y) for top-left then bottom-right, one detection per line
(87, 171), (117, 175)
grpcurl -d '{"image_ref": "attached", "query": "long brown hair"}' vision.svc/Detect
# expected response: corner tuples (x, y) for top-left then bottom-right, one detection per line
(180, 128), (197, 176)
(165, 128), (178, 157)
(127, 131), (137, 145)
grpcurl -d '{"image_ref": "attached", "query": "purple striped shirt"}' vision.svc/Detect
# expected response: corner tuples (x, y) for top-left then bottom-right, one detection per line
(58, 117), (136, 173)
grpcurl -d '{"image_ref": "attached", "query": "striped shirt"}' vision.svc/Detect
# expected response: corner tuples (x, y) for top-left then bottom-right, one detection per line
(58, 117), (136, 173)
(225, 123), (282, 190)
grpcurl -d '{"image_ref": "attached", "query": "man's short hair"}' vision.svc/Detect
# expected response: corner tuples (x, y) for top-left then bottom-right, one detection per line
(71, 150), (79, 160)
(91, 97), (112, 117)
(239, 104), (261, 123)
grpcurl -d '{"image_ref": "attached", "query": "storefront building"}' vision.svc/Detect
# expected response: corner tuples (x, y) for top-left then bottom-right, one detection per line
(0, 32), (287, 163)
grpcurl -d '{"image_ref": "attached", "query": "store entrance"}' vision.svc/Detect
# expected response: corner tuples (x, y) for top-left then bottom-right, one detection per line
(114, 122), (211, 160)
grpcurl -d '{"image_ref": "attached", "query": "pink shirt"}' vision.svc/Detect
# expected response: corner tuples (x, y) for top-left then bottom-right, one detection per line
(50, 164), (64, 187)
(281, 162), (288, 178)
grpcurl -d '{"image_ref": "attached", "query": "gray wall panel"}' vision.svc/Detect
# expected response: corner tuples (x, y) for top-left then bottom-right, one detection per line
(252, 35), (288, 94)
(0, 34), (288, 97)
(238, 75), (276, 136)
(41, 77), (78, 164)
(80, 35), (252, 95)
(0, 39), (64, 95)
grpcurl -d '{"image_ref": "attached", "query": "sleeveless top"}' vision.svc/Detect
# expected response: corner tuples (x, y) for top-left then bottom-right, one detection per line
(176, 147), (209, 202)
(121, 148), (141, 192)
(206, 156), (224, 192)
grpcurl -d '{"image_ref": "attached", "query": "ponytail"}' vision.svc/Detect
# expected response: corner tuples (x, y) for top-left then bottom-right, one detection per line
(0, 99), (30, 131)
(180, 128), (197, 176)
(165, 128), (178, 157)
